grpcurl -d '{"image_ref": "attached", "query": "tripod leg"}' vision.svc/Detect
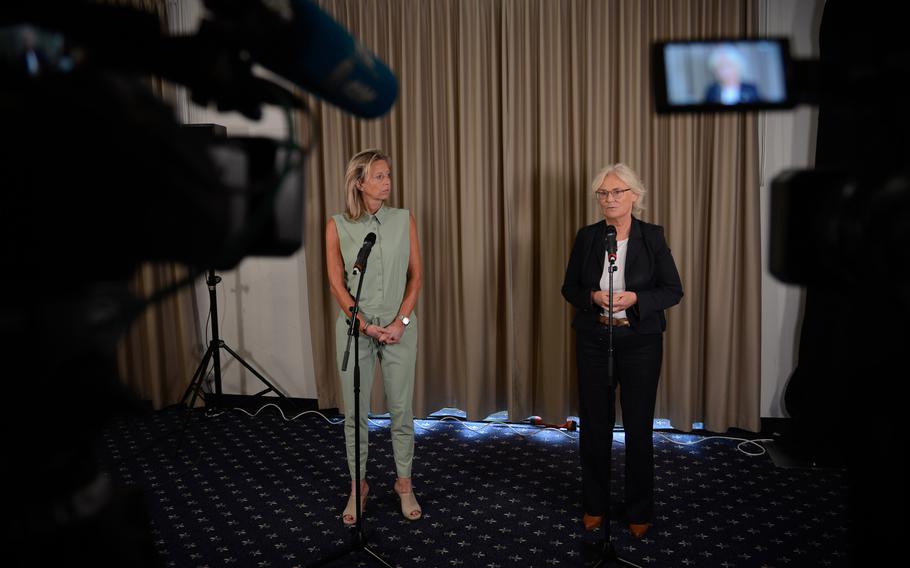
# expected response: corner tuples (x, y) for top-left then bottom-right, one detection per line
(173, 347), (214, 458)
(221, 343), (286, 397)
(179, 344), (214, 407)
(185, 347), (214, 410)
(219, 342), (308, 428)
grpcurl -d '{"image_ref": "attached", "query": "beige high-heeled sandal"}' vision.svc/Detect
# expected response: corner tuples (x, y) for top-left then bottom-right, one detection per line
(341, 484), (369, 526)
(394, 486), (422, 521)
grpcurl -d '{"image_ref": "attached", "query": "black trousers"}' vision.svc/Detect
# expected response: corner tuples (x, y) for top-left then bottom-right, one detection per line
(576, 326), (662, 524)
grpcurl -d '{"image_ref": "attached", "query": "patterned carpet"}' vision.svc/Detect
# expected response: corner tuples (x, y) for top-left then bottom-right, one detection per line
(96, 406), (850, 567)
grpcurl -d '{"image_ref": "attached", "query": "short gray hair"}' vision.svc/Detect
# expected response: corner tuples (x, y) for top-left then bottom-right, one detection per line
(707, 44), (746, 76)
(590, 163), (647, 218)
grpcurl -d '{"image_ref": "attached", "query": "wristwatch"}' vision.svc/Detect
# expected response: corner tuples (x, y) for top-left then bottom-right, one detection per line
(399, 315), (410, 326)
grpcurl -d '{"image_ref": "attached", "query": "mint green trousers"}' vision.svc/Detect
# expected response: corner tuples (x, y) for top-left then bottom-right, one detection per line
(335, 313), (418, 480)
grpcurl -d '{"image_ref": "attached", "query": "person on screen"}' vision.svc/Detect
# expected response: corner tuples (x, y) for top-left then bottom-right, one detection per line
(703, 45), (761, 104)
(561, 163), (683, 542)
(325, 149), (423, 525)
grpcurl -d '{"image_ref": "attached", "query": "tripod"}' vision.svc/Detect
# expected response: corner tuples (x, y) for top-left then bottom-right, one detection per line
(176, 269), (287, 451)
(308, 255), (392, 568)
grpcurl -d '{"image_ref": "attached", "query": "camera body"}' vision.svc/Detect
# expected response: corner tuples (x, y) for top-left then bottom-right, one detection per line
(654, 23), (909, 564)
(0, 3), (314, 284)
(1, 3), (395, 564)
(652, 36), (909, 289)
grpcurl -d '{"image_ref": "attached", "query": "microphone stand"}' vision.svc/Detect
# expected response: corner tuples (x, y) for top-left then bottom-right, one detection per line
(606, 254), (617, 387)
(590, 247), (639, 568)
(308, 258), (393, 568)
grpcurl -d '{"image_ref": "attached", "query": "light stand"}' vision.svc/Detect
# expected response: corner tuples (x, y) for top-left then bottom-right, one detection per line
(307, 256), (393, 568)
(175, 269), (287, 454)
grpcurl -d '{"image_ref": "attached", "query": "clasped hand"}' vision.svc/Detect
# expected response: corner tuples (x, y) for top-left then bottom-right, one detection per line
(365, 320), (405, 344)
(593, 291), (637, 313)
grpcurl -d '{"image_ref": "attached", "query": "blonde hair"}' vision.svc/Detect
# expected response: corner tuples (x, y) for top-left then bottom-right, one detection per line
(343, 149), (391, 221)
(590, 162), (647, 218)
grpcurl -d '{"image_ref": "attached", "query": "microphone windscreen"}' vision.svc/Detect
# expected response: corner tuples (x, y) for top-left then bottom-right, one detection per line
(283, 0), (398, 118)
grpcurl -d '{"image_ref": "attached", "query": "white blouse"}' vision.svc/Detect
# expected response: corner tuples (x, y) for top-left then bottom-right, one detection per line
(599, 238), (629, 318)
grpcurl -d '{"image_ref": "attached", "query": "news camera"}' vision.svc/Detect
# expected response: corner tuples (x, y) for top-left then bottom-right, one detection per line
(651, 36), (910, 293)
(1, 0), (397, 282)
(653, 26), (909, 566)
(1, 1), (397, 565)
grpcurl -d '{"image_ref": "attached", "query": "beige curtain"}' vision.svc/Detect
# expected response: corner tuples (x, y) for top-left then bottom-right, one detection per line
(304, 0), (761, 433)
(117, 264), (200, 408)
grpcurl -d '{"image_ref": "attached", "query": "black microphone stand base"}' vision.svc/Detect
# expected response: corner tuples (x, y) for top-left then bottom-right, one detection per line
(307, 531), (394, 568)
(583, 540), (640, 568)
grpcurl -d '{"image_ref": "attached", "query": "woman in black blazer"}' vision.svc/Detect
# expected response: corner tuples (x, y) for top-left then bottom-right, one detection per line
(562, 163), (683, 541)
(702, 44), (762, 105)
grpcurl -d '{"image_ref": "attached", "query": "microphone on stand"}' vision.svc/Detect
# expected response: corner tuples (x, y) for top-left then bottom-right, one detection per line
(605, 224), (618, 384)
(605, 224), (618, 264)
(343, 231), (376, 370)
(353, 232), (376, 274)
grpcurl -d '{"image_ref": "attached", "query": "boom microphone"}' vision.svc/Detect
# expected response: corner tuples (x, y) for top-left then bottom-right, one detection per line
(286, 0), (397, 118)
(5, 1), (399, 120)
(205, 0), (399, 119)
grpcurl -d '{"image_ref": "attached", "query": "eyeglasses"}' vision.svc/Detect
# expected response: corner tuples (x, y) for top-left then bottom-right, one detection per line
(594, 188), (632, 201)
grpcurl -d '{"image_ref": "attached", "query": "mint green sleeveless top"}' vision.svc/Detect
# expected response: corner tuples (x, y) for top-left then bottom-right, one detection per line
(333, 206), (411, 325)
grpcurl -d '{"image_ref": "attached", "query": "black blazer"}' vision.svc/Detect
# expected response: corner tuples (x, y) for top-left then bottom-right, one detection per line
(561, 218), (683, 334)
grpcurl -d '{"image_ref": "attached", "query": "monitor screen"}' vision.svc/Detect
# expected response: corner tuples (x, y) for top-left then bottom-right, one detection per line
(653, 38), (793, 113)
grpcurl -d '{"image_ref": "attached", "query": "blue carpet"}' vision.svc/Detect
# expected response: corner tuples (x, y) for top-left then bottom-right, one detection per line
(97, 407), (849, 567)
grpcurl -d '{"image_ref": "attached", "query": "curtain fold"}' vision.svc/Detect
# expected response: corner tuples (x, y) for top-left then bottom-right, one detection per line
(117, 264), (200, 409)
(304, 0), (761, 433)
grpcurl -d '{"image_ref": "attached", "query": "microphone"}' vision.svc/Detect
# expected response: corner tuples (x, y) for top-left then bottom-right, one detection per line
(353, 232), (377, 273)
(211, 0), (399, 119)
(7, 1), (398, 120)
(605, 224), (618, 264)
(283, 0), (398, 118)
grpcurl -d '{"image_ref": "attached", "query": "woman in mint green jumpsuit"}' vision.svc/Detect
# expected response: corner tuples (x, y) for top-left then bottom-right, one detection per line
(325, 149), (423, 526)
